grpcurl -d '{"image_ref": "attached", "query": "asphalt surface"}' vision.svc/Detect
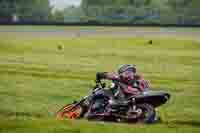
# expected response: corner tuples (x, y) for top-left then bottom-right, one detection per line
(0, 28), (200, 39)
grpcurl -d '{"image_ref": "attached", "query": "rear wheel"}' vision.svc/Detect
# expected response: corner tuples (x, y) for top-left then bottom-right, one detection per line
(136, 103), (156, 123)
(56, 104), (83, 120)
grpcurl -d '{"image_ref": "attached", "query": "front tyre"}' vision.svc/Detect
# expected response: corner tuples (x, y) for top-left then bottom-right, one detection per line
(56, 104), (84, 120)
(136, 103), (156, 123)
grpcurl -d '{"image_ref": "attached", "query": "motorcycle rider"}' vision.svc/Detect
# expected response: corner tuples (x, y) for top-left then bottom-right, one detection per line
(96, 64), (149, 98)
(86, 64), (149, 119)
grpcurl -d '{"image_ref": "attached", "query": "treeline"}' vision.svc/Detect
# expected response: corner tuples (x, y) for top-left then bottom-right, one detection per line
(60, 0), (200, 24)
(0, 0), (52, 22)
(0, 0), (200, 25)
(82, 0), (200, 9)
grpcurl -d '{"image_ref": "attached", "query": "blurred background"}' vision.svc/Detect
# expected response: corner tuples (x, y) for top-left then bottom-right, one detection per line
(0, 0), (200, 25)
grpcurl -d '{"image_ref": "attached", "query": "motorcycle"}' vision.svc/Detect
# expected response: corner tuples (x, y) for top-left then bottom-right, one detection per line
(56, 80), (170, 123)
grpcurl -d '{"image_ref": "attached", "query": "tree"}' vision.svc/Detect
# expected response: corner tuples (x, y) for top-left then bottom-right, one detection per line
(0, 0), (16, 21)
(0, 0), (52, 22)
(167, 0), (191, 9)
(81, 0), (154, 23)
(51, 10), (64, 22)
(17, 0), (51, 22)
(166, 0), (200, 15)
(81, 0), (152, 7)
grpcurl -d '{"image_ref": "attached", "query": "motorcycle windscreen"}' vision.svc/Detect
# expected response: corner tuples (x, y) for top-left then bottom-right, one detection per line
(135, 91), (170, 108)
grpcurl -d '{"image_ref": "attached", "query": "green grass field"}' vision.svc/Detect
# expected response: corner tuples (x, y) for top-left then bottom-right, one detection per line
(0, 27), (200, 133)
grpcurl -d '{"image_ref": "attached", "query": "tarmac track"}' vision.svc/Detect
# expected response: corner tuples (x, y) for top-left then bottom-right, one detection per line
(0, 28), (200, 40)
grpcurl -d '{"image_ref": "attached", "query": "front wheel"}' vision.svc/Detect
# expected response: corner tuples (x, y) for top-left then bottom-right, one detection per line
(136, 103), (156, 123)
(56, 103), (84, 120)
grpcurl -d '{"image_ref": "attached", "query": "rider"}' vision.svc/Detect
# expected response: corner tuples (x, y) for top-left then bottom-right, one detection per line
(96, 64), (149, 98)
(86, 64), (150, 120)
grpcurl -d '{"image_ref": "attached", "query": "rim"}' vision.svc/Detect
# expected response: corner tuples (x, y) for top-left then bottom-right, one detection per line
(56, 104), (82, 119)
(136, 104), (155, 123)
(138, 107), (148, 120)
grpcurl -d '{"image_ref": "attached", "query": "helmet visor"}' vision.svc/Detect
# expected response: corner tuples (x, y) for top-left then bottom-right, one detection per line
(118, 65), (136, 74)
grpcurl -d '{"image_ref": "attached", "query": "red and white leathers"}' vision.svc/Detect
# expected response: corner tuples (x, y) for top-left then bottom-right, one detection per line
(100, 72), (149, 96)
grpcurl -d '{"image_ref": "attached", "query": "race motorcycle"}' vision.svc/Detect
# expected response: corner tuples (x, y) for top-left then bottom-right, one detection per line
(56, 80), (170, 123)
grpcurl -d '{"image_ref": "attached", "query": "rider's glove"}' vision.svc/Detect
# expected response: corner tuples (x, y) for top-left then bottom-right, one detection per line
(96, 72), (107, 82)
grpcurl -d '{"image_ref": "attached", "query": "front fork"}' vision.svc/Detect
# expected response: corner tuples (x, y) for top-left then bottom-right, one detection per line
(128, 98), (143, 117)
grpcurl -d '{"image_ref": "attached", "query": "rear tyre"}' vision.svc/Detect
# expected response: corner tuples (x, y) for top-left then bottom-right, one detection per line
(136, 103), (156, 123)
(56, 104), (83, 120)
